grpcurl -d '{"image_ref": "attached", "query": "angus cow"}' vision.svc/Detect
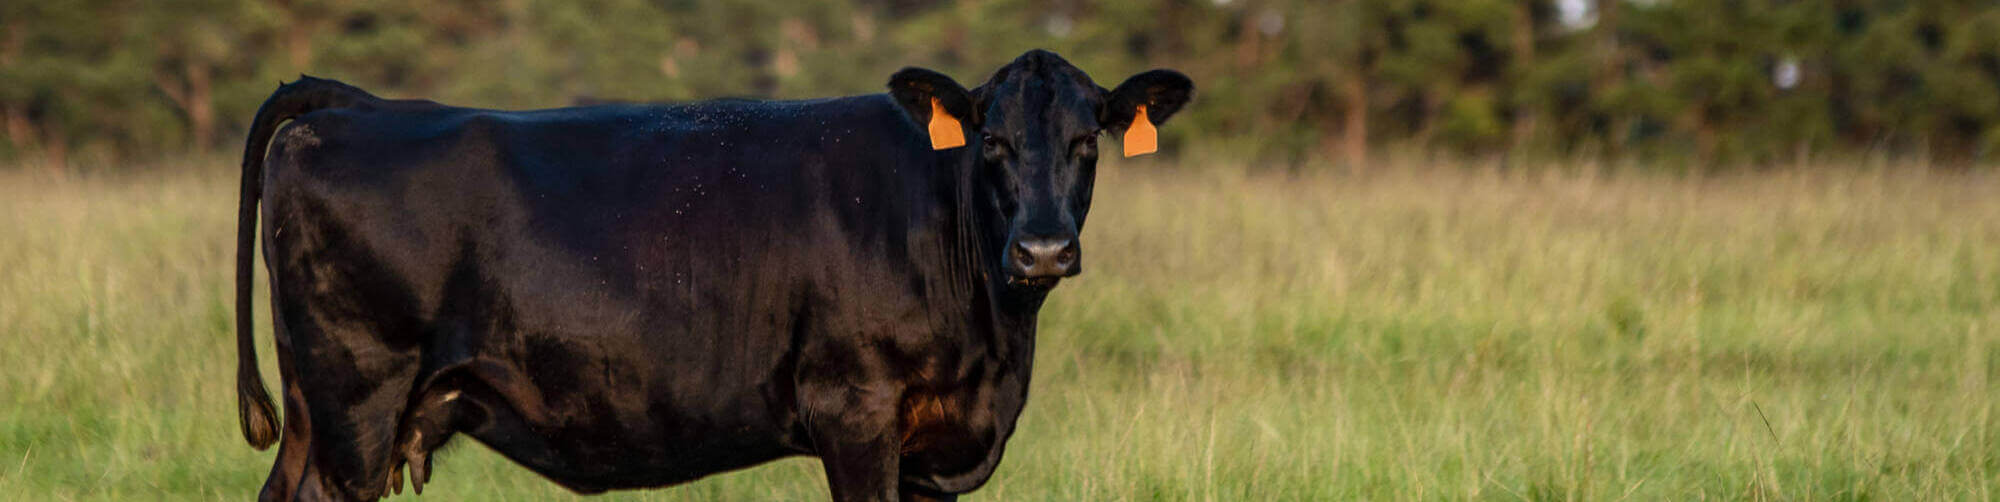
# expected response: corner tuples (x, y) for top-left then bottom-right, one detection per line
(232, 49), (1192, 501)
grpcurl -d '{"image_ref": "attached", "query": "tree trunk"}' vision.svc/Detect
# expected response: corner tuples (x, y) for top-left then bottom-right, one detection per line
(2, 104), (34, 152)
(1695, 119), (1716, 168)
(0, 22), (28, 155)
(1594, 0), (1624, 155)
(1415, 89), (1439, 149)
(288, 28), (314, 69)
(1687, 105), (1718, 169)
(42, 128), (67, 174)
(187, 61), (214, 152)
(1509, 0), (1538, 152)
(0, 21), (20, 66)
(1235, 12), (1262, 68)
(1341, 74), (1369, 171)
(158, 61), (216, 153)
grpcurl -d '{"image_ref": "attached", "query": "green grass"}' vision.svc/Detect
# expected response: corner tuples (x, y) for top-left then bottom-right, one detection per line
(2, 159), (1997, 500)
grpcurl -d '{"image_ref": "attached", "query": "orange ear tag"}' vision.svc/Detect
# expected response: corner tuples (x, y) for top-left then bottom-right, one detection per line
(1123, 105), (1157, 157)
(927, 97), (966, 150)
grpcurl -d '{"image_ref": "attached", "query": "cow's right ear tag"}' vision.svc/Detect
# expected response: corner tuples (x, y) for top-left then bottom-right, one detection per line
(1123, 105), (1158, 157)
(927, 98), (966, 150)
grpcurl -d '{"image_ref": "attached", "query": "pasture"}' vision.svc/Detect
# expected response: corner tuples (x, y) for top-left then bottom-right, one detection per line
(1, 158), (1996, 500)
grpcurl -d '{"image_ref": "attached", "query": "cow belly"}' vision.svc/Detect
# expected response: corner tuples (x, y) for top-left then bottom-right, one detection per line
(471, 423), (796, 491)
(436, 353), (802, 491)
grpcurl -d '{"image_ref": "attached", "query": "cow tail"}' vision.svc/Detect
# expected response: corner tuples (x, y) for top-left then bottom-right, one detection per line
(236, 76), (372, 450)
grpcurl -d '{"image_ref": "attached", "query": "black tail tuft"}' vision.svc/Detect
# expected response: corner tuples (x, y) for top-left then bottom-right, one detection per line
(238, 367), (280, 449)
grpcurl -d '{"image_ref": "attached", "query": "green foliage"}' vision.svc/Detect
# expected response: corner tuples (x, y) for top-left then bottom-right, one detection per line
(13, 0), (2000, 168)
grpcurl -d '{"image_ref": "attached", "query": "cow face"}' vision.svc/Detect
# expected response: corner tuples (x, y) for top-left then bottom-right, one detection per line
(890, 50), (1193, 288)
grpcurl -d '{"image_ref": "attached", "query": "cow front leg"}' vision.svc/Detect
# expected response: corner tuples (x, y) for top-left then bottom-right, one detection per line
(803, 381), (903, 502)
(817, 429), (900, 502)
(899, 485), (959, 502)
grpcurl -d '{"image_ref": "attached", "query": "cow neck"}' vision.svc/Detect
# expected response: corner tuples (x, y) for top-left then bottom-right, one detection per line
(943, 149), (1046, 356)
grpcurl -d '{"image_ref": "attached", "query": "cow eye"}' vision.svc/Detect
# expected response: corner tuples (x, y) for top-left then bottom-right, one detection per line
(982, 133), (1006, 151)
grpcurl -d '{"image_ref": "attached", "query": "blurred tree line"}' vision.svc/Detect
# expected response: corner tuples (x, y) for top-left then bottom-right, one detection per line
(7, 0), (2000, 170)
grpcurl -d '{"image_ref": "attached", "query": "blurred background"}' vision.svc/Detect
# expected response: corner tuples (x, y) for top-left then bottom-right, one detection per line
(11, 0), (2000, 170)
(4, 1), (2000, 500)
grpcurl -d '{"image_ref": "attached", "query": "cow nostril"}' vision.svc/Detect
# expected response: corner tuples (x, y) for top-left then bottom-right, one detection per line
(1011, 242), (1037, 267)
(1056, 245), (1077, 266)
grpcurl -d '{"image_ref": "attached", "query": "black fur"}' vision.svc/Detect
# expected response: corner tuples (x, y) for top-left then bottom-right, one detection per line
(235, 50), (1191, 501)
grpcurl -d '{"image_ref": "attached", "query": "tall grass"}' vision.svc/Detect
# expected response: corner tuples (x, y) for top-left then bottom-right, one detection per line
(1, 159), (1995, 500)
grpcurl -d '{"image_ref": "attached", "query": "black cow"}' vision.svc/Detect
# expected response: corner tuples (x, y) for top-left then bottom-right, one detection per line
(232, 49), (1192, 501)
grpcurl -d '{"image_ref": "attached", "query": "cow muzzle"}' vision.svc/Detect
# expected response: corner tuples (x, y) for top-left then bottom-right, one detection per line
(1004, 234), (1080, 286)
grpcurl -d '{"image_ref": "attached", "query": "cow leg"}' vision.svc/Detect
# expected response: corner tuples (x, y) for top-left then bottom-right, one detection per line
(257, 378), (314, 501)
(293, 374), (416, 500)
(280, 316), (419, 500)
(818, 437), (899, 502)
(272, 434), (341, 502)
(802, 379), (903, 502)
(812, 416), (901, 502)
(290, 457), (342, 502)
(899, 485), (959, 502)
(258, 291), (317, 502)
(264, 197), (430, 499)
(302, 370), (417, 500)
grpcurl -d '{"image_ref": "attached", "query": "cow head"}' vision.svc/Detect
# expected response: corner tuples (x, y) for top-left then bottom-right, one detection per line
(889, 50), (1193, 289)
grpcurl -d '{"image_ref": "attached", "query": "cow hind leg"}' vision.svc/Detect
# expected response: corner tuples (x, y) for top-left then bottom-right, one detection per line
(258, 292), (321, 502)
(266, 192), (436, 499)
(299, 368), (418, 500)
(258, 376), (314, 501)
(291, 458), (343, 501)
(281, 317), (421, 500)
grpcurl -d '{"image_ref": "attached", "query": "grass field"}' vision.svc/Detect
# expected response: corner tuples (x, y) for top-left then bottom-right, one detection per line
(2, 159), (1997, 500)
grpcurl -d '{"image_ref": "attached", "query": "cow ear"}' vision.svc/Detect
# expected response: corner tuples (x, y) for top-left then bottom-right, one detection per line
(1102, 69), (1194, 157)
(888, 67), (977, 150)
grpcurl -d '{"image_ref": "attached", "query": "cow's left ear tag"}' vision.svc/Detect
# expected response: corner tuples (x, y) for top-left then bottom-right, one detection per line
(927, 97), (966, 150)
(1123, 105), (1158, 157)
